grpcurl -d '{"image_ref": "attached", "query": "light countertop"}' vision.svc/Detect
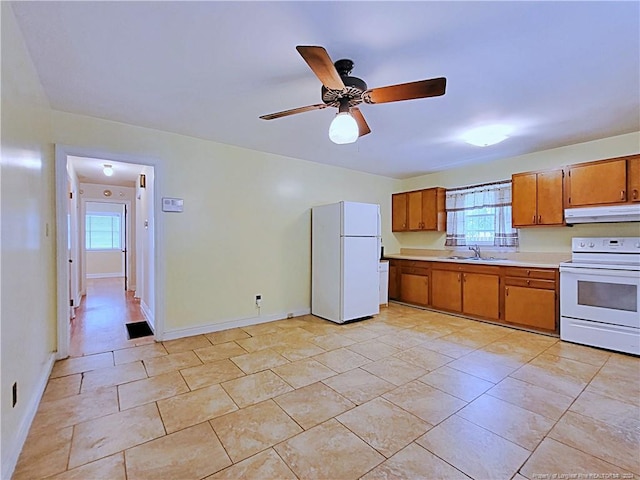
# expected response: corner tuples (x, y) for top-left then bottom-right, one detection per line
(384, 249), (570, 268)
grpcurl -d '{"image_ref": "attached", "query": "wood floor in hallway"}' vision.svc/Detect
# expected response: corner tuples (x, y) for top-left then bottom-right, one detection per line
(69, 277), (154, 357)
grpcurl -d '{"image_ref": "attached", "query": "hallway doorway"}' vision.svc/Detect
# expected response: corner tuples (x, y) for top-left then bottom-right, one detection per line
(70, 277), (154, 356)
(55, 145), (161, 359)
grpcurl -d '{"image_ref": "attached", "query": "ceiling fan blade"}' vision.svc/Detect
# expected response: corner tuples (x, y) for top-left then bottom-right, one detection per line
(260, 103), (328, 120)
(296, 46), (345, 91)
(351, 107), (371, 137)
(364, 77), (446, 104)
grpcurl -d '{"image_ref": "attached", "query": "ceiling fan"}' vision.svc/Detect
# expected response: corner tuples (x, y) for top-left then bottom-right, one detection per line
(260, 46), (446, 144)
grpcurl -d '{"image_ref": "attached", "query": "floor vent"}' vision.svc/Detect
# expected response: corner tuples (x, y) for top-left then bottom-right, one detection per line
(126, 321), (153, 339)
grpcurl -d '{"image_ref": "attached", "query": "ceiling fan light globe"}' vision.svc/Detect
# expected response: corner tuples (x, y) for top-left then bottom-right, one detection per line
(329, 112), (359, 144)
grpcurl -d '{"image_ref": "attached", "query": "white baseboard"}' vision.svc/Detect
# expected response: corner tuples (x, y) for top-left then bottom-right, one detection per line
(160, 308), (311, 341)
(140, 299), (154, 329)
(86, 273), (124, 279)
(2, 352), (56, 480)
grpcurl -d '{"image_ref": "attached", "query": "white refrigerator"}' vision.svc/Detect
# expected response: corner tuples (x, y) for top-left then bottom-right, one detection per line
(312, 201), (381, 324)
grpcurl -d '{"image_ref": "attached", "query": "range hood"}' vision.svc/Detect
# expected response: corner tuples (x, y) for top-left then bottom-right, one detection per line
(565, 204), (640, 224)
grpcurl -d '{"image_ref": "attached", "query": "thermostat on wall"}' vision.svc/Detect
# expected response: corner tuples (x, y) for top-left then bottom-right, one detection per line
(162, 197), (184, 212)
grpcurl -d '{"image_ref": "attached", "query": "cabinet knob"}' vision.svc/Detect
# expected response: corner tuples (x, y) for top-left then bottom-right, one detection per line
(463, 274), (467, 282)
(457, 273), (461, 282)
(527, 280), (531, 286)
(506, 287), (509, 296)
(538, 215), (542, 223)
(527, 270), (531, 276)
(634, 189), (638, 200)
(621, 190), (625, 200)
(532, 215), (536, 224)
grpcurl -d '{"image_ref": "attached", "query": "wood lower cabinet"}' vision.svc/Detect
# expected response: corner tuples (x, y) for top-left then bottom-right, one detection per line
(566, 158), (627, 206)
(431, 269), (462, 312)
(386, 259), (559, 334)
(504, 286), (556, 332)
(512, 169), (564, 227)
(503, 266), (558, 333)
(388, 261), (399, 300)
(628, 156), (640, 202)
(399, 262), (430, 306)
(400, 273), (429, 306)
(431, 264), (500, 321)
(462, 272), (499, 320)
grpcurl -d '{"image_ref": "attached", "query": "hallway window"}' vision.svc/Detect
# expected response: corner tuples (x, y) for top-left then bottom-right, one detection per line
(86, 213), (122, 250)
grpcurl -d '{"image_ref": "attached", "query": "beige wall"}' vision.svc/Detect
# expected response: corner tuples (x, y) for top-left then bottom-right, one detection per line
(1, 3), (56, 476)
(395, 132), (640, 252)
(81, 186), (135, 283)
(50, 110), (402, 335)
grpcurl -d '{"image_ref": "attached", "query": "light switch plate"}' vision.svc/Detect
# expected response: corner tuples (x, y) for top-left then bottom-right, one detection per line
(162, 197), (184, 212)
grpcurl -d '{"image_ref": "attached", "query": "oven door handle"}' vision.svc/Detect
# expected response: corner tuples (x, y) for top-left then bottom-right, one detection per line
(560, 266), (640, 278)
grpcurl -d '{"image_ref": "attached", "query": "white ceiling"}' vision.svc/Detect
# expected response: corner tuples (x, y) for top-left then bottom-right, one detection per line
(11, 1), (639, 179)
(68, 155), (143, 188)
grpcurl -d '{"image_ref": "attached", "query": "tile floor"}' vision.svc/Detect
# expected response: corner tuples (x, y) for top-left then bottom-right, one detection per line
(13, 303), (640, 479)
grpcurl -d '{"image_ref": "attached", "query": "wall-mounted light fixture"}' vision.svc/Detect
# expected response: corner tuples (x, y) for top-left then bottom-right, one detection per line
(139, 174), (146, 189)
(103, 164), (114, 177)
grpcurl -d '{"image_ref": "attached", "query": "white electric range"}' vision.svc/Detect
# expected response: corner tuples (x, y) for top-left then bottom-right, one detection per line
(559, 237), (640, 355)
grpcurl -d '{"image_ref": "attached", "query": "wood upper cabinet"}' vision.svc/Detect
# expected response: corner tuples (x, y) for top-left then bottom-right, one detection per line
(462, 272), (500, 320)
(512, 168), (564, 227)
(392, 193), (408, 232)
(392, 188), (445, 232)
(566, 158), (627, 206)
(431, 269), (462, 312)
(628, 156), (640, 202)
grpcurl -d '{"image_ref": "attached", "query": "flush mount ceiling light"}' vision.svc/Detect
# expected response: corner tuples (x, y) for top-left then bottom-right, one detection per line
(462, 125), (513, 147)
(329, 98), (359, 144)
(103, 164), (114, 176)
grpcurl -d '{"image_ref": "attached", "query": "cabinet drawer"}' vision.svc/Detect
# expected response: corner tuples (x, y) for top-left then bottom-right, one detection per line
(503, 267), (556, 280)
(402, 267), (429, 276)
(404, 260), (430, 268)
(505, 277), (556, 290)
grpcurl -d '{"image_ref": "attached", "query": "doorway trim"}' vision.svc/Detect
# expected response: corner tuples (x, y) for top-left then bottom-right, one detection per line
(55, 144), (164, 359)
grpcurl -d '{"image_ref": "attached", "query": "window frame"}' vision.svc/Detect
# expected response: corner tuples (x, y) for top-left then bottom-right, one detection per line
(85, 211), (123, 251)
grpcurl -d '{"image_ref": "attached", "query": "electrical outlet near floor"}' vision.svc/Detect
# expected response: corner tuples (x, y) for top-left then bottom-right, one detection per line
(255, 294), (262, 307)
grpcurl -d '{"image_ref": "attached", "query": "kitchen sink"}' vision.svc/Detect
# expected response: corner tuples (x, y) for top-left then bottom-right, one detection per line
(440, 256), (507, 262)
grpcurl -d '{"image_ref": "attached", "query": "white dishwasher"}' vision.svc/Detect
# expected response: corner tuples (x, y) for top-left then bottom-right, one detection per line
(379, 261), (389, 306)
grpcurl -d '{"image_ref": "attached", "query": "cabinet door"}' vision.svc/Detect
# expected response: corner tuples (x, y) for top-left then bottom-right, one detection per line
(568, 159), (627, 206)
(505, 286), (556, 331)
(392, 193), (408, 231)
(407, 191), (423, 230)
(628, 156), (640, 202)
(462, 273), (499, 320)
(389, 264), (399, 300)
(431, 270), (462, 312)
(400, 273), (429, 306)
(421, 188), (437, 230)
(536, 169), (564, 225)
(512, 172), (537, 227)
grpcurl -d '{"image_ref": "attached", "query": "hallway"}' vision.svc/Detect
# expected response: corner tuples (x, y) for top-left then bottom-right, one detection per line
(69, 278), (154, 357)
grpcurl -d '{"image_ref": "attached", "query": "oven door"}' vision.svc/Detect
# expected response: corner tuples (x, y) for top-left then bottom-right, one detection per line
(560, 266), (640, 328)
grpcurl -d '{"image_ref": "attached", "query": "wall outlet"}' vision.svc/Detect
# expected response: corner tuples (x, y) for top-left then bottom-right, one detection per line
(287, 313), (294, 319)
(255, 295), (262, 307)
(12, 382), (17, 408)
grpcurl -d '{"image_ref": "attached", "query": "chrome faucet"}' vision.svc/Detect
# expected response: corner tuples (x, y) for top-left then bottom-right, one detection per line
(469, 244), (481, 258)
